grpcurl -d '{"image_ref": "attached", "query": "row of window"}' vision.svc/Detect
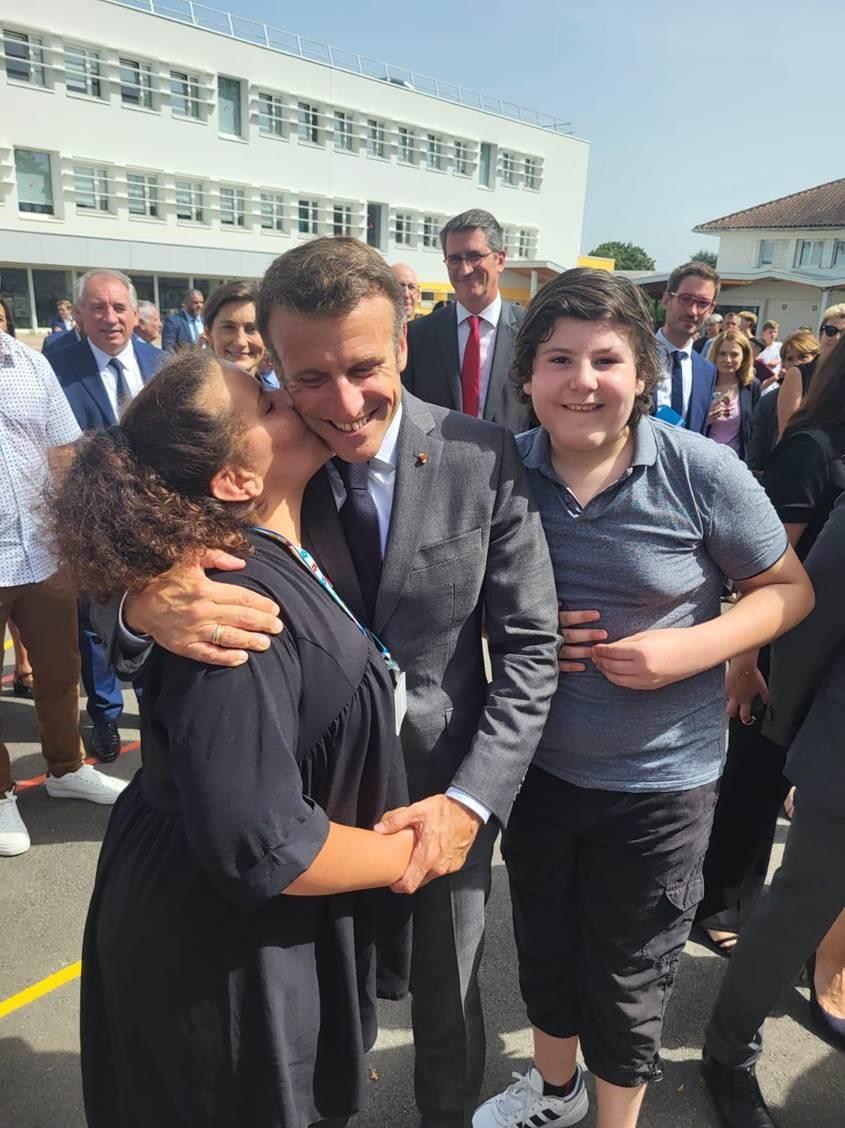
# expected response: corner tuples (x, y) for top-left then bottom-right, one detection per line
(8, 148), (538, 255)
(758, 237), (845, 271)
(3, 26), (544, 191)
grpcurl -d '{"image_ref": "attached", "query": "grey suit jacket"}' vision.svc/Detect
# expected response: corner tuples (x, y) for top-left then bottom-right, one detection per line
(764, 492), (845, 814)
(99, 392), (559, 827)
(402, 300), (531, 434)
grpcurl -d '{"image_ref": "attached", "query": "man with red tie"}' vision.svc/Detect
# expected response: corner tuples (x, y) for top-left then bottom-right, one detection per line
(401, 209), (530, 433)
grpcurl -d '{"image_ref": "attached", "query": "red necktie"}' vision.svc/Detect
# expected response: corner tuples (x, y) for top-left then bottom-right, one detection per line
(461, 315), (481, 417)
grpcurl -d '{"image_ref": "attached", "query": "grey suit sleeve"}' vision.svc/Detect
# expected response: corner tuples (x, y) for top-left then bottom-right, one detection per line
(161, 317), (178, 353)
(87, 595), (154, 682)
(449, 430), (560, 825)
(401, 323), (416, 395)
(764, 493), (845, 746)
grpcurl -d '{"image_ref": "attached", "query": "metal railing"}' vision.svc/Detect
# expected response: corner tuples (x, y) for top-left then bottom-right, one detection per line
(107, 0), (574, 134)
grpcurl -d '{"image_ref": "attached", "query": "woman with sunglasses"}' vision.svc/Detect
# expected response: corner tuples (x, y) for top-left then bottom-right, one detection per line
(777, 303), (845, 435)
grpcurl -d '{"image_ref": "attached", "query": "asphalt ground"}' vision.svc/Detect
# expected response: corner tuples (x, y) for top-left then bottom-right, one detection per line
(1, 676), (843, 1128)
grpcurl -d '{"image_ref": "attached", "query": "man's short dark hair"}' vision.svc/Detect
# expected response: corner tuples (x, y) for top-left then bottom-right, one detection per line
(257, 237), (405, 353)
(439, 209), (504, 255)
(665, 261), (721, 297)
(511, 268), (662, 426)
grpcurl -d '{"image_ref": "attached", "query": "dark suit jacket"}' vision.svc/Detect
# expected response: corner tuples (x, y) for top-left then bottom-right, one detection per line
(705, 377), (761, 461)
(162, 310), (200, 352)
(764, 493), (845, 815)
(43, 328), (80, 355)
(688, 348), (718, 434)
(402, 300), (530, 433)
(48, 316), (73, 334)
(48, 336), (164, 430)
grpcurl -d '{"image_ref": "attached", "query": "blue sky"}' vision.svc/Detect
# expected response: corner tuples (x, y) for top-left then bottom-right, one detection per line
(219, 0), (841, 269)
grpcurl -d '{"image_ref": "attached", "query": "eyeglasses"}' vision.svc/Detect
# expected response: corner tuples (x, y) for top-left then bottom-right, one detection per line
(821, 323), (844, 339)
(668, 292), (716, 313)
(444, 250), (497, 269)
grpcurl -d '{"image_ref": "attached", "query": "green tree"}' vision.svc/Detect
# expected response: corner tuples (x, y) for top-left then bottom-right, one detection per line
(689, 248), (718, 267)
(588, 241), (655, 270)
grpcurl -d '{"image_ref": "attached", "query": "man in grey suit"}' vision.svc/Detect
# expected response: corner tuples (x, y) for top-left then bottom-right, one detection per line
(402, 209), (530, 434)
(702, 492), (845, 1128)
(105, 238), (560, 1128)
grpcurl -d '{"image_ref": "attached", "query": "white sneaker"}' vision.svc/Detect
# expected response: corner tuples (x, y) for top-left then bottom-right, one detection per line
(0, 790), (31, 856)
(473, 1064), (589, 1128)
(45, 764), (128, 805)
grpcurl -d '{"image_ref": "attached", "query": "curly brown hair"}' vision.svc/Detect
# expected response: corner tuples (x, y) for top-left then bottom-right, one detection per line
(49, 351), (255, 601)
(510, 268), (662, 426)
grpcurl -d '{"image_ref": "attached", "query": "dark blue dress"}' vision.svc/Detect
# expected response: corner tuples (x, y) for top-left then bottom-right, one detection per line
(80, 533), (410, 1127)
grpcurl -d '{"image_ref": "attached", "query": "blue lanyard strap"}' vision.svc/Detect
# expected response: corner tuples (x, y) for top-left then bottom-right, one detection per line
(251, 526), (400, 674)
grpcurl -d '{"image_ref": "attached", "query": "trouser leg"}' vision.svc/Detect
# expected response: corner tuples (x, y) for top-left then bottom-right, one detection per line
(410, 819), (497, 1128)
(5, 577), (85, 782)
(78, 601), (123, 725)
(0, 589), (15, 793)
(705, 793), (845, 1068)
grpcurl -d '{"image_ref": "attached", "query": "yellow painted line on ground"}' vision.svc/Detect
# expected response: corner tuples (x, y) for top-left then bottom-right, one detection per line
(3, 637), (12, 650)
(0, 960), (81, 1019)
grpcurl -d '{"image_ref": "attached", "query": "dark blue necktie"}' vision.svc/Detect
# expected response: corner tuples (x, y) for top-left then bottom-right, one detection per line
(671, 350), (685, 417)
(334, 458), (382, 625)
(108, 357), (132, 417)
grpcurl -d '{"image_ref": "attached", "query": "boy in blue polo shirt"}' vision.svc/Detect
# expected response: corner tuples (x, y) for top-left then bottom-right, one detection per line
(473, 269), (813, 1128)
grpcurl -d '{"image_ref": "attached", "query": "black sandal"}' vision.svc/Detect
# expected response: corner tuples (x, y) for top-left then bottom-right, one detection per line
(12, 672), (34, 699)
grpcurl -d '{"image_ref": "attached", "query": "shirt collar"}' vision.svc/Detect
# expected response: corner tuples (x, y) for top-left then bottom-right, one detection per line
(656, 327), (690, 357)
(370, 403), (403, 471)
(87, 338), (136, 373)
(520, 417), (658, 480)
(456, 293), (502, 328)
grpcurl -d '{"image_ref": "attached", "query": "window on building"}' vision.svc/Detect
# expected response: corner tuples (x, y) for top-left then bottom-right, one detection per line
(258, 92), (285, 137)
(422, 214), (439, 248)
(833, 240), (845, 268)
(297, 101), (319, 144)
(453, 140), (470, 176)
(757, 239), (787, 268)
(65, 44), (101, 98)
(366, 203), (384, 250)
(524, 156), (541, 190)
(218, 76), (242, 137)
(171, 71), (201, 119)
(794, 239), (824, 269)
(15, 148), (54, 215)
(333, 110), (355, 151)
(120, 58), (153, 108)
(33, 269), (72, 328)
(4, 29), (46, 86)
(501, 151), (517, 185)
(220, 186), (246, 227)
(73, 164), (109, 212)
(517, 229), (531, 258)
(367, 119), (386, 159)
(0, 267), (33, 328)
(424, 133), (443, 171)
(394, 211), (413, 246)
(479, 142), (494, 188)
(397, 125), (415, 164)
(298, 198), (319, 234)
(333, 203), (353, 237)
(175, 179), (205, 222)
(260, 192), (284, 232)
(127, 172), (159, 217)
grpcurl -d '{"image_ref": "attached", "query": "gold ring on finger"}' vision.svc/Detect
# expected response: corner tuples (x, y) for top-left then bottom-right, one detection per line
(212, 623), (225, 647)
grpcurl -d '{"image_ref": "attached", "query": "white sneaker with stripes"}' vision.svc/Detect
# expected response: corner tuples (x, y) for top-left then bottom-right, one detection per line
(472, 1064), (589, 1128)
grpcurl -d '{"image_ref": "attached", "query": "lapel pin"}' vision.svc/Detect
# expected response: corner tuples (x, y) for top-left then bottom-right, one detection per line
(416, 452), (428, 465)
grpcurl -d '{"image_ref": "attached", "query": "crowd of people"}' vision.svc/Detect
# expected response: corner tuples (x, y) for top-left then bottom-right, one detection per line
(1, 207), (844, 1128)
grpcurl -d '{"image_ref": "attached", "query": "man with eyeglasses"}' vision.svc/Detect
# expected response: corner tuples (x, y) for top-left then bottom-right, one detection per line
(656, 261), (719, 434)
(402, 209), (531, 433)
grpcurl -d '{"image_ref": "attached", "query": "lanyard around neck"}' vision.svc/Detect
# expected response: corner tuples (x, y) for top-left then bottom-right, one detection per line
(251, 526), (399, 674)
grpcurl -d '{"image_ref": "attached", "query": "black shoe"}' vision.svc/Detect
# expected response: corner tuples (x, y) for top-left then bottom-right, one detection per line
(702, 1050), (778, 1128)
(90, 720), (121, 763)
(12, 673), (34, 699)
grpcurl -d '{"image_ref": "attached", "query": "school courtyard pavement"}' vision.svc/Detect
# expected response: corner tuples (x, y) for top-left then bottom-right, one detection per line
(1, 678), (843, 1128)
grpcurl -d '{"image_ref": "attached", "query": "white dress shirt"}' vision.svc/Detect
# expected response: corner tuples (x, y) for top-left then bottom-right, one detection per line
(0, 332), (81, 586)
(456, 295), (502, 417)
(655, 328), (694, 419)
(87, 339), (144, 417)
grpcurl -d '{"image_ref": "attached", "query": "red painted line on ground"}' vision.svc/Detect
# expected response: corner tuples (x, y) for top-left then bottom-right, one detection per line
(15, 740), (141, 792)
(1, 673), (13, 685)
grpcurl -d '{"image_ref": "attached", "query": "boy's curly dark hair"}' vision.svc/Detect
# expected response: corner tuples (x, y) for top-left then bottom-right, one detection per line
(49, 351), (255, 600)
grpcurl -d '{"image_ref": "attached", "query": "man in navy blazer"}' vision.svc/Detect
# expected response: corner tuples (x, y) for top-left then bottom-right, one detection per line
(161, 288), (204, 352)
(48, 270), (164, 760)
(654, 261), (719, 434)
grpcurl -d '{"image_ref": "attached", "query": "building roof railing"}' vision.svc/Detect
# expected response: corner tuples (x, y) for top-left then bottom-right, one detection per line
(107, 0), (574, 135)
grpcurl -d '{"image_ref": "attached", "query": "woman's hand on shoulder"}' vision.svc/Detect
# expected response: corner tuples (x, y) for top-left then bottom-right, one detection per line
(590, 628), (702, 690)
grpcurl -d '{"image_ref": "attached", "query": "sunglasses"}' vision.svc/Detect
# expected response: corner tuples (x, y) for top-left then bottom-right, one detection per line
(821, 324), (844, 339)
